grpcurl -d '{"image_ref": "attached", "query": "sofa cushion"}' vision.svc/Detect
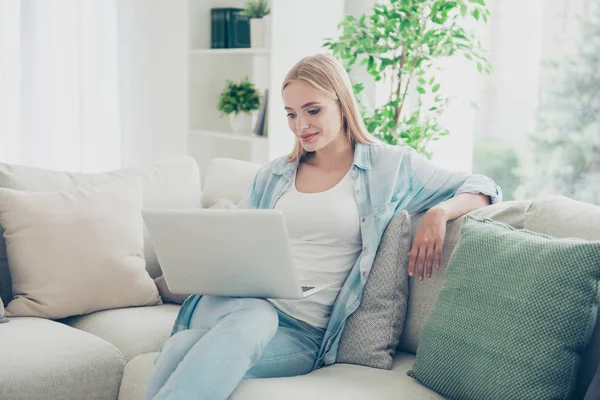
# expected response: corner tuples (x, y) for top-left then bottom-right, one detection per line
(1, 178), (162, 319)
(337, 211), (411, 369)
(201, 158), (261, 208)
(61, 304), (180, 362)
(397, 200), (529, 353)
(117, 351), (443, 400)
(524, 194), (600, 400)
(0, 155), (202, 304)
(0, 317), (126, 400)
(408, 215), (600, 400)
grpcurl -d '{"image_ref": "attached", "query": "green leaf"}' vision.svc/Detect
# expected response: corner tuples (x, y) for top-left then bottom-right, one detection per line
(460, 4), (468, 17)
(417, 86), (426, 95)
(477, 62), (483, 73)
(469, 0), (486, 5)
(472, 8), (481, 20)
(432, 84), (441, 93)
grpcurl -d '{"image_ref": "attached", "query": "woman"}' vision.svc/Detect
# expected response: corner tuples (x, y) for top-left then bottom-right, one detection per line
(145, 54), (501, 399)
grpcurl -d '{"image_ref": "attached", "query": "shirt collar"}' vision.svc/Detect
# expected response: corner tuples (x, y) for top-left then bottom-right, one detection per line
(273, 142), (372, 177)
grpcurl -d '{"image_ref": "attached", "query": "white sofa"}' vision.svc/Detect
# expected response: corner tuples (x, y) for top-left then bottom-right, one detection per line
(1, 156), (598, 400)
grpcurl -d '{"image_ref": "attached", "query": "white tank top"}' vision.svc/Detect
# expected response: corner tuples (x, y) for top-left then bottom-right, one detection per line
(269, 167), (362, 328)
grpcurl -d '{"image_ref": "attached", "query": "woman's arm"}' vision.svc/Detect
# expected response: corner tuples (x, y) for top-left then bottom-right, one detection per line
(404, 148), (501, 280)
(404, 149), (501, 215)
(431, 192), (491, 221)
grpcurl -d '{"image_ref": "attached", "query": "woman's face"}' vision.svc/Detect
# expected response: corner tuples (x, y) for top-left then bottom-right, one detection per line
(282, 80), (344, 153)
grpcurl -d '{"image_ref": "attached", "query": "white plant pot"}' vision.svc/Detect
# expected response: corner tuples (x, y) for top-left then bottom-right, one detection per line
(250, 16), (270, 49)
(229, 113), (252, 135)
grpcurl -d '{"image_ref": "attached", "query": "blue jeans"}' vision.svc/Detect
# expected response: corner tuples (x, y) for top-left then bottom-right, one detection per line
(145, 296), (325, 400)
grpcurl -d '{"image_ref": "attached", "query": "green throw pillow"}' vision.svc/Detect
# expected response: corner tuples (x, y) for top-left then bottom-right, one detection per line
(408, 215), (600, 400)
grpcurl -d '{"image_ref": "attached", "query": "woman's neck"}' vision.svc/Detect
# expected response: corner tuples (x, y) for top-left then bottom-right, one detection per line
(307, 133), (354, 172)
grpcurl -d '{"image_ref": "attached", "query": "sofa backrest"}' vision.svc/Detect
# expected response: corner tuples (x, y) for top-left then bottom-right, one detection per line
(399, 195), (600, 400)
(201, 158), (261, 208)
(397, 200), (531, 354)
(0, 156), (202, 303)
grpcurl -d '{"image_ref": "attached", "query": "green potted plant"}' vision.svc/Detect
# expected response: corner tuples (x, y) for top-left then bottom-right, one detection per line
(323, 0), (492, 158)
(217, 77), (261, 135)
(241, 0), (271, 48)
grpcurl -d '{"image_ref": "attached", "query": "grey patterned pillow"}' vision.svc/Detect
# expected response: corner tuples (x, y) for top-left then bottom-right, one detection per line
(336, 210), (411, 369)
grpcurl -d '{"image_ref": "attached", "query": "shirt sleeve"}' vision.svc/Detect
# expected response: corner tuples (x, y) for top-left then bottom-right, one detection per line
(405, 147), (502, 215)
(237, 172), (259, 209)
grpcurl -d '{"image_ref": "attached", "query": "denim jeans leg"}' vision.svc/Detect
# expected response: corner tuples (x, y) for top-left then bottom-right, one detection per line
(244, 310), (325, 379)
(151, 296), (279, 400)
(144, 329), (208, 400)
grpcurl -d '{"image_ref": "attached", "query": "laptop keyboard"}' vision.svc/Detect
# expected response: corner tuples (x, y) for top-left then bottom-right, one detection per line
(302, 286), (315, 292)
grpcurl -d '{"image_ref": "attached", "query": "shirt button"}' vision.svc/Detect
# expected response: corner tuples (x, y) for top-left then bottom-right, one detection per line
(362, 271), (367, 277)
(363, 246), (367, 252)
(361, 217), (366, 223)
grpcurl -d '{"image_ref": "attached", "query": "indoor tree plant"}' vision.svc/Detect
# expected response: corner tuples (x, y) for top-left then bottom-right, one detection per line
(323, 0), (492, 158)
(217, 77), (261, 135)
(241, 0), (271, 48)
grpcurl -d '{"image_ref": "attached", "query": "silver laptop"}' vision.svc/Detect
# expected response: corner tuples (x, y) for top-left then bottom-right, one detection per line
(142, 209), (328, 300)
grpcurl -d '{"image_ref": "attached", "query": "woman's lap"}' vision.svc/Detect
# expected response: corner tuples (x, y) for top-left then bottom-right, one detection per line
(244, 310), (325, 379)
(181, 296), (325, 379)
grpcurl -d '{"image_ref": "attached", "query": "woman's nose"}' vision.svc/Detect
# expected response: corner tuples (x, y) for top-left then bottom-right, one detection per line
(295, 115), (309, 132)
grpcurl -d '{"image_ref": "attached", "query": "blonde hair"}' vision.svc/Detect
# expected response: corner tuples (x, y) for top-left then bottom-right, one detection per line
(282, 53), (375, 162)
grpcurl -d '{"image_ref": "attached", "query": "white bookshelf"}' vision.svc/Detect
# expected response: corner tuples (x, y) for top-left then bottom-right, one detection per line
(190, 48), (270, 56)
(190, 129), (267, 143)
(187, 0), (345, 179)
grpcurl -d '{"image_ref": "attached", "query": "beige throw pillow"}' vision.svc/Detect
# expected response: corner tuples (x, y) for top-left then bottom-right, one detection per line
(0, 178), (161, 319)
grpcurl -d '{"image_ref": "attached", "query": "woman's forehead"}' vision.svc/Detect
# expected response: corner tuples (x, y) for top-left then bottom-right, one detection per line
(283, 80), (332, 106)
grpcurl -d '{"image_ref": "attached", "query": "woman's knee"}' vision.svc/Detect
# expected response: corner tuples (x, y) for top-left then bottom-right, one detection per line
(161, 329), (205, 356)
(237, 298), (278, 333)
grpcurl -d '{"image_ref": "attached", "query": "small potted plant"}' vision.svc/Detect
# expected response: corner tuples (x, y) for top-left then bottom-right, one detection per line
(241, 0), (270, 48)
(217, 77), (261, 135)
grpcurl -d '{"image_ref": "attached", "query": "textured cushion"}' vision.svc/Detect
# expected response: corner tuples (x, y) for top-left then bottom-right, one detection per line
(397, 200), (529, 353)
(337, 211), (411, 369)
(60, 304), (180, 362)
(408, 215), (600, 400)
(0, 155), (202, 307)
(524, 194), (600, 399)
(0, 317), (126, 400)
(1, 178), (161, 319)
(117, 351), (443, 400)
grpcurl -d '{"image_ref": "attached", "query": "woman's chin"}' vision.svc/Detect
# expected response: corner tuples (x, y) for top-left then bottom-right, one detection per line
(300, 138), (321, 152)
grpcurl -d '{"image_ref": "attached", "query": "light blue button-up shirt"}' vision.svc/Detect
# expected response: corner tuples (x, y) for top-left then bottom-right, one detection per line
(171, 142), (501, 369)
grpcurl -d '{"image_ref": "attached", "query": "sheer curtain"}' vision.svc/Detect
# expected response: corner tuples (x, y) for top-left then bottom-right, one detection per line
(0, 0), (120, 172)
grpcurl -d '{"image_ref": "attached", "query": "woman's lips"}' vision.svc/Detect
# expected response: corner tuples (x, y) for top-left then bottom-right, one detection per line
(300, 133), (318, 143)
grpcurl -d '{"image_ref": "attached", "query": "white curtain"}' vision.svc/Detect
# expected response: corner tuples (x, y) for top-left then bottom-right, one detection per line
(0, 0), (120, 172)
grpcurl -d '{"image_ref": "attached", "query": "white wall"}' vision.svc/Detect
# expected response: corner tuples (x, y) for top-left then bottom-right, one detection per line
(117, 1), (189, 168)
(267, 0), (345, 160)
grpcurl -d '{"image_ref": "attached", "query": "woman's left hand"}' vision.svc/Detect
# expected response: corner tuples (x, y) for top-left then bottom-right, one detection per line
(408, 207), (449, 280)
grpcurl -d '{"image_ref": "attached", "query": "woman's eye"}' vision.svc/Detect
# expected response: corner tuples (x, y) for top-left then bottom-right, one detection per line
(308, 108), (320, 115)
(287, 113), (296, 118)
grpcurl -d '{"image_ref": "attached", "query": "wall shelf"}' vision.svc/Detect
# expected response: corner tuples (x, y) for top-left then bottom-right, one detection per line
(190, 48), (269, 56)
(190, 129), (267, 144)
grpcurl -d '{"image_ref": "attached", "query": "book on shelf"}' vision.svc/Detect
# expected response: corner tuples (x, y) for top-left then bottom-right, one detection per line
(253, 89), (269, 137)
(210, 8), (250, 49)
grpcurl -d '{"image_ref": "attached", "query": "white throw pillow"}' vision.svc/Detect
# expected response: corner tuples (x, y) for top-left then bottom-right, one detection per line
(0, 177), (161, 319)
